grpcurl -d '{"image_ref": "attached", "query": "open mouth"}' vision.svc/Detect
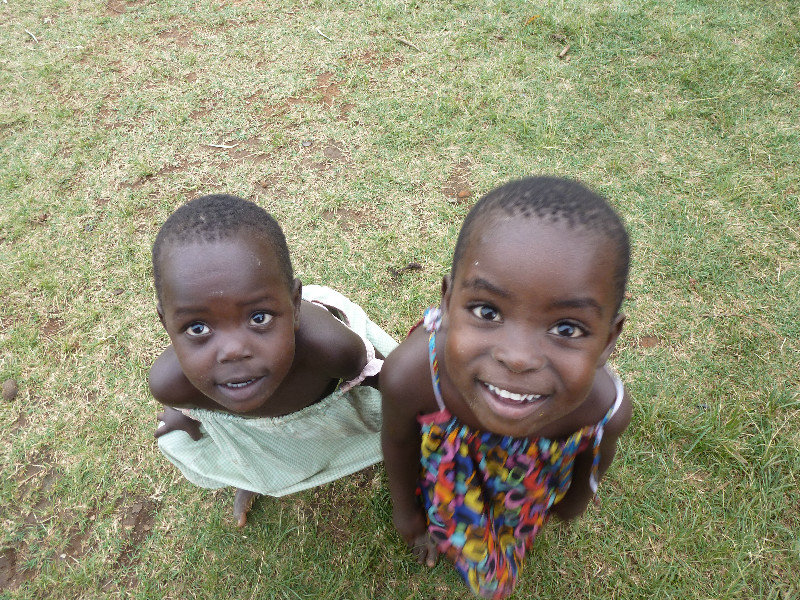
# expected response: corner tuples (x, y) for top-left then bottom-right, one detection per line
(483, 382), (544, 404)
(222, 378), (258, 389)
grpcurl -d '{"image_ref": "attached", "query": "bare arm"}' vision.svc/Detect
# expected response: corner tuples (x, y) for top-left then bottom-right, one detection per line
(297, 302), (368, 382)
(380, 334), (439, 566)
(149, 346), (206, 440)
(551, 387), (632, 520)
(148, 345), (205, 407)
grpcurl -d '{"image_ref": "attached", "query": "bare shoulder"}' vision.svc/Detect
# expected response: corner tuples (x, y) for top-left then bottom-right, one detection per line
(295, 300), (367, 381)
(595, 367), (632, 439)
(380, 325), (437, 418)
(148, 346), (204, 407)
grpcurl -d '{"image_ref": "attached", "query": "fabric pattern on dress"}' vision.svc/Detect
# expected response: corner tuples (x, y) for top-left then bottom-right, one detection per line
(416, 307), (622, 599)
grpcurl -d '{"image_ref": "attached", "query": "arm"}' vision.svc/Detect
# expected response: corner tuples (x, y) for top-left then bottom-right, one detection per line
(298, 302), (368, 382)
(149, 346), (205, 440)
(380, 339), (439, 566)
(551, 387), (632, 520)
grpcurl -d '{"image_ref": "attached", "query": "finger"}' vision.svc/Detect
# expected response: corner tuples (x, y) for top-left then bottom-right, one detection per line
(154, 421), (167, 439)
(189, 426), (203, 441)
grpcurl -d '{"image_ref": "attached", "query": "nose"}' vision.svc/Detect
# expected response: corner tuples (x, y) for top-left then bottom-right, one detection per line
(215, 332), (253, 363)
(492, 330), (546, 374)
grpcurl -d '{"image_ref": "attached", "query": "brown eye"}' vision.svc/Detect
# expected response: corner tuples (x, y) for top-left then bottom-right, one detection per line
(250, 312), (273, 326)
(186, 322), (210, 336)
(550, 322), (585, 338)
(470, 305), (501, 322)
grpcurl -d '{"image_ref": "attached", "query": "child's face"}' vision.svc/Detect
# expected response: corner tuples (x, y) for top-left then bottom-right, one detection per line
(441, 215), (624, 438)
(157, 232), (301, 414)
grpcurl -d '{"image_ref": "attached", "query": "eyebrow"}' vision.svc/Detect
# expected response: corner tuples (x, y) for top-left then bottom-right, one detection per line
(169, 293), (279, 317)
(549, 297), (604, 316)
(460, 277), (511, 298)
(170, 306), (209, 317)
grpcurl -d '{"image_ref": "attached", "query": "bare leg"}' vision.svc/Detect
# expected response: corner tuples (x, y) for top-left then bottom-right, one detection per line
(233, 489), (258, 527)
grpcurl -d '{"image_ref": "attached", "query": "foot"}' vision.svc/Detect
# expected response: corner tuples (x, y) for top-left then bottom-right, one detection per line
(233, 489), (258, 527)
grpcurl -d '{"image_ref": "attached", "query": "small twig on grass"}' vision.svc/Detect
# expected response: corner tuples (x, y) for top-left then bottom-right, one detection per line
(393, 36), (421, 51)
(558, 44), (571, 59)
(205, 143), (238, 149)
(316, 28), (333, 42)
(25, 29), (39, 43)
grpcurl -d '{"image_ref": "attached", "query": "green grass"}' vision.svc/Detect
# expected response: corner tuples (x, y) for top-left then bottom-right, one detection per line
(1, 0), (798, 598)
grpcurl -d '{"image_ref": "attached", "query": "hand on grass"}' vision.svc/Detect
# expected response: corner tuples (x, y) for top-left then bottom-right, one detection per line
(155, 406), (202, 441)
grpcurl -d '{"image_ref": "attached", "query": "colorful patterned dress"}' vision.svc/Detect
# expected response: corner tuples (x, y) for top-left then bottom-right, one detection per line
(417, 308), (623, 599)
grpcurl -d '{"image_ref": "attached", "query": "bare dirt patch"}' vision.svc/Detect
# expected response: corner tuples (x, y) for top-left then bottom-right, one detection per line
(253, 176), (288, 198)
(117, 497), (158, 567)
(338, 103), (355, 121)
(97, 93), (120, 128)
(319, 206), (384, 232)
(225, 138), (268, 163)
(316, 72), (341, 107)
(0, 547), (34, 591)
(106, 0), (126, 15)
(190, 101), (214, 120)
(441, 159), (473, 202)
(3, 450), (59, 589)
(10, 412), (27, 434)
(637, 336), (661, 348)
(99, 496), (159, 591)
(41, 316), (66, 342)
(380, 55), (405, 71)
(296, 138), (350, 174)
(157, 28), (192, 48)
(321, 140), (348, 163)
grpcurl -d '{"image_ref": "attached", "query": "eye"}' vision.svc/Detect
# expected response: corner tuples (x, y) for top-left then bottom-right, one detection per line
(185, 322), (210, 337)
(549, 322), (586, 338)
(250, 312), (273, 326)
(470, 304), (501, 322)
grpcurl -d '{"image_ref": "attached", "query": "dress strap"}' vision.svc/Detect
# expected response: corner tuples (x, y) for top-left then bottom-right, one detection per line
(589, 368), (624, 494)
(423, 307), (447, 412)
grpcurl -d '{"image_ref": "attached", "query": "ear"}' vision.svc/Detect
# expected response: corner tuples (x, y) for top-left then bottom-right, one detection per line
(156, 303), (166, 329)
(598, 313), (626, 366)
(291, 278), (302, 331)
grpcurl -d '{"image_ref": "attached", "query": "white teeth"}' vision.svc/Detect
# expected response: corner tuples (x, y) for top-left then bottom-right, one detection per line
(225, 379), (255, 389)
(486, 383), (542, 403)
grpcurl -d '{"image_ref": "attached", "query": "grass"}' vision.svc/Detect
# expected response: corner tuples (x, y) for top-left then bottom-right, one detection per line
(1, 0), (798, 598)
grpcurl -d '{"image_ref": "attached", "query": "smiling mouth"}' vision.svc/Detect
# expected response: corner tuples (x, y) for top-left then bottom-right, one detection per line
(484, 382), (544, 404)
(220, 377), (262, 390)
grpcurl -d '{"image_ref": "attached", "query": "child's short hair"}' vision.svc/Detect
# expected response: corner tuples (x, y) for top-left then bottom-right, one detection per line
(152, 194), (293, 301)
(451, 176), (630, 313)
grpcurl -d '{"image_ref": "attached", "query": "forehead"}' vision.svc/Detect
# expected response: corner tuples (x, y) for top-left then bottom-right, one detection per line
(160, 230), (276, 271)
(158, 233), (286, 302)
(456, 216), (619, 309)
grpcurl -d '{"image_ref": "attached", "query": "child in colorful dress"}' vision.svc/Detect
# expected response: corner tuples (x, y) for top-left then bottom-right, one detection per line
(149, 194), (396, 526)
(380, 176), (632, 598)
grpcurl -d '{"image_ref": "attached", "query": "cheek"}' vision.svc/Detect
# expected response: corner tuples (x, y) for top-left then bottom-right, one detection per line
(261, 330), (296, 371)
(172, 343), (212, 379)
(558, 357), (597, 396)
(446, 329), (481, 365)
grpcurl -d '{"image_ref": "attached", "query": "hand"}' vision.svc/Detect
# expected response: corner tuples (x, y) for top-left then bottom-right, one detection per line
(155, 406), (202, 441)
